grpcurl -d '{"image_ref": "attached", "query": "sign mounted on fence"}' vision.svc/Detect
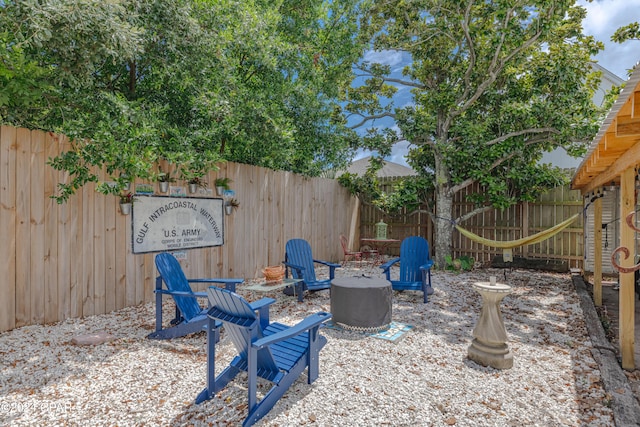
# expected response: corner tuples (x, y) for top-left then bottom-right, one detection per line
(131, 196), (224, 254)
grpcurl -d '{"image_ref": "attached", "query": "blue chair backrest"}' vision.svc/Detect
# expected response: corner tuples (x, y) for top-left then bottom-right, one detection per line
(155, 253), (201, 322)
(399, 236), (431, 283)
(207, 287), (279, 374)
(285, 239), (317, 283)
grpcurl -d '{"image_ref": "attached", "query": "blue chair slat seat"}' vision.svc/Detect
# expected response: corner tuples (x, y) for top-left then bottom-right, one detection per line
(196, 287), (331, 427)
(379, 236), (434, 303)
(147, 252), (244, 340)
(283, 238), (340, 302)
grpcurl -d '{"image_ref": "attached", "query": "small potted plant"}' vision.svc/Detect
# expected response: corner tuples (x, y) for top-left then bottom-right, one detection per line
(214, 177), (233, 196)
(187, 176), (207, 194)
(157, 167), (176, 193)
(119, 192), (136, 215)
(225, 198), (240, 215)
(180, 166), (208, 194)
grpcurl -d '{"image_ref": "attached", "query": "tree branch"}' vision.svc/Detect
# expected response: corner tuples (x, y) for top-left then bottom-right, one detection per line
(460, 1), (476, 102)
(382, 77), (424, 89)
(485, 128), (559, 146)
(456, 205), (494, 224)
(349, 112), (397, 129)
(450, 4), (553, 122)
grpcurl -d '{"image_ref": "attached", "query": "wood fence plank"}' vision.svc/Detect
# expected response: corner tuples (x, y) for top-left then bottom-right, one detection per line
(93, 176), (106, 315)
(57, 136), (71, 321)
(134, 219), (145, 305)
(15, 128), (31, 327)
(44, 131), (59, 324)
(105, 189), (117, 313)
(0, 126), (17, 332)
(30, 130), (45, 325)
(115, 204), (127, 310)
(82, 180), (95, 317)
(70, 161), (82, 319)
(125, 210), (136, 307)
(143, 252), (153, 303)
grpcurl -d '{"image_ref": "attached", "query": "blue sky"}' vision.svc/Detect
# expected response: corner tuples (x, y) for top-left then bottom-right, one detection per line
(353, 0), (640, 167)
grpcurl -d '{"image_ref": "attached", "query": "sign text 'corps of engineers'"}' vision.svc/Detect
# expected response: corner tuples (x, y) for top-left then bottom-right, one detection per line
(131, 196), (224, 254)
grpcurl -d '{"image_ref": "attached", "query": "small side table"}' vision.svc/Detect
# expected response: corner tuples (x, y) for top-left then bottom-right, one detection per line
(467, 281), (513, 369)
(244, 278), (304, 300)
(331, 276), (392, 332)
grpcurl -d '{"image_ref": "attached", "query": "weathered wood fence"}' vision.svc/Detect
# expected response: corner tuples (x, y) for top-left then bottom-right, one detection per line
(0, 126), (357, 333)
(360, 177), (584, 269)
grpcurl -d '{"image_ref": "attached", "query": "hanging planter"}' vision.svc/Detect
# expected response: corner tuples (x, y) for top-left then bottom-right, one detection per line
(157, 167), (175, 193)
(225, 198), (240, 215)
(119, 202), (132, 215)
(214, 177), (233, 196)
(118, 193), (136, 215)
(185, 177), (207, 194)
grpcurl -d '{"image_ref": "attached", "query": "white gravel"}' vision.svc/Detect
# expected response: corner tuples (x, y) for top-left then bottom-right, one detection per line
(0, 265), (615, 426)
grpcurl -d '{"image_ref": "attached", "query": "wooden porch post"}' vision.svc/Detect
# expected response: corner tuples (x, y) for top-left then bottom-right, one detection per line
(619, 167), (636, 370)
(593, 195), (603, 307)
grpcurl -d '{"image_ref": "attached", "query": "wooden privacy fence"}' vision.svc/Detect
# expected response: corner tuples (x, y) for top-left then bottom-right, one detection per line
(360, 177), (584, 269)
(0, 126), (358, 333)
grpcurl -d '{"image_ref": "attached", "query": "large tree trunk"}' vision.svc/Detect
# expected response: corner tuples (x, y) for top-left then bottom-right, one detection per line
(434, 186), (454, 268)
(433, 155), (454, 268)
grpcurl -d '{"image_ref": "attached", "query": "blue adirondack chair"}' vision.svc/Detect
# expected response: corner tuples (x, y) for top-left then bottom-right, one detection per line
(196, 287), (332, 427)
(379, 236), (434, 303)
(147, 252), (244, 340)
(283, 238), (340, 302)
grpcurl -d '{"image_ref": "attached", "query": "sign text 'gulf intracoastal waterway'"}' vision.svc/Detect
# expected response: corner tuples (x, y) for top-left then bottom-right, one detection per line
(131, 196), (224, 253)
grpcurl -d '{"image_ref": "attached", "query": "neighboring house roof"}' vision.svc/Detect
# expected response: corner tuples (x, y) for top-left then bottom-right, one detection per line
(345, 156), (417, 178)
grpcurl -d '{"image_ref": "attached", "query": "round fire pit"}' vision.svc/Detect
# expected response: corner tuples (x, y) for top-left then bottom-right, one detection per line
(330, 276), (392, 332)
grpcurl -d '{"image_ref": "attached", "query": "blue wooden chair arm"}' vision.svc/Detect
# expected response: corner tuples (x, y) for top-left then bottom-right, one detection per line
(248, 297), (275, 311)
(249, 297), (276, 330)
(283, 261), (305, 282)
(313, 259), (341, 268)
(252, 312), (332, 350)
(380, 259), (395, 281)
(379, 257), (401, 271)
(155, 288), (208, 298)
(419, 260), (434, 271)
(313, 260), (340, 279)
(283, 261), (305, 274)
(188, 278), (242, 292)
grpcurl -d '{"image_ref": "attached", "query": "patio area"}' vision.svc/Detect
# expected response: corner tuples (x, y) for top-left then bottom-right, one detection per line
(0, 265), (623, 426)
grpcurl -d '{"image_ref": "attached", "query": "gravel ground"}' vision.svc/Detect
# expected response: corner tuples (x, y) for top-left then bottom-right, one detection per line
(0, 265), (615, 426)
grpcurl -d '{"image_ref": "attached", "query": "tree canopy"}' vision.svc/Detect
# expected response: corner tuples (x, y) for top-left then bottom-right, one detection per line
(1, 0), (367, 201)
(341, 0), (605, 265)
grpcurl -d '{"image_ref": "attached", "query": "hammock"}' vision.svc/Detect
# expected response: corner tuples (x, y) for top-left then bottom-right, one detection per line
(455, 213), (580, 249)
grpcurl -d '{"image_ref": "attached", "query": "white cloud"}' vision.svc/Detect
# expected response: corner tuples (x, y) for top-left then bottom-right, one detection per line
(578, 0), (640, 78)
(389, 139), (411, 166)
(363, 50), (405, 67)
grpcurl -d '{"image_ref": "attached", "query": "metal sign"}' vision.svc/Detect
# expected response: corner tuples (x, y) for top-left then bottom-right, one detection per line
(131, 196), (224, 254)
